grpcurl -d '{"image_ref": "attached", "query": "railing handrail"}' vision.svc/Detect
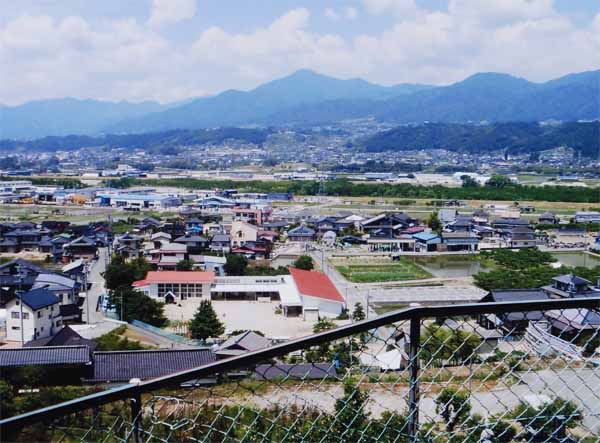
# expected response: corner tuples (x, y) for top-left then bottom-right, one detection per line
(2, 296), (600, 432)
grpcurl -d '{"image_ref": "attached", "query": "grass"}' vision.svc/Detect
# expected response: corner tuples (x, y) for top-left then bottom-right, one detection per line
(372, 303), (409, 314)
(333, 258), (432, 283)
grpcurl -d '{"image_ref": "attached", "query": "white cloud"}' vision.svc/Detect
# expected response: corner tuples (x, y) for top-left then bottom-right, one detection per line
(0, 2), (599, 105)
(325, 6), (358, 21)
(345, 7), (358, 20)
(362, 0), (420, 18)
(148, 0), (196, 27)
(324, 8), (340, 21)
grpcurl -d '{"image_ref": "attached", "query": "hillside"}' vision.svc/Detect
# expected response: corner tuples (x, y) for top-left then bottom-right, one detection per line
(0, 128), (271, 152)
(359, 122), (600, 157)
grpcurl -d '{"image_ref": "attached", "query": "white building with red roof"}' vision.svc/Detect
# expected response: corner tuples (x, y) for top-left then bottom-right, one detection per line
(133, 268), (345, 318)
(288, 267), (346, 317)
(133, 271), (215, 304)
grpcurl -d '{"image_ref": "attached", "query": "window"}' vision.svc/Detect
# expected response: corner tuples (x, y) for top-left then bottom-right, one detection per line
(22, 313), (29, 319)
(11, 312), (19, 319)
(38, 311), (42, 318)
(11, 326), (20, 330)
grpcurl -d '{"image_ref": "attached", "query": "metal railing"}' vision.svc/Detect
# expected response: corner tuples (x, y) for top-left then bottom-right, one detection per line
(2, 297), (600, 442)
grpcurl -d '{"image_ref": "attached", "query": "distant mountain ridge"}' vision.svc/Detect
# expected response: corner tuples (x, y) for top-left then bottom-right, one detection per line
(1, 69), (598, 139)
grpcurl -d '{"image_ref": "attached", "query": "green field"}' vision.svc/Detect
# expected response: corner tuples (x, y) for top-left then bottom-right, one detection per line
(333, 259), (432, 283)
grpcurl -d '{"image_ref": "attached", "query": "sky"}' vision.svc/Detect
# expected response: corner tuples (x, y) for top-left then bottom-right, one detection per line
(1, 0), (599, 105)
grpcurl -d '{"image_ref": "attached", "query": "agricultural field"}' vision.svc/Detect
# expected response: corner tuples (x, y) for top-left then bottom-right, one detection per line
(332, 258), (432, 283)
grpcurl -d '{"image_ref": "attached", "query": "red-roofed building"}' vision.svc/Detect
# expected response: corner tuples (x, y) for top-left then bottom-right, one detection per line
(133, 271), (215, 304)
(289, 267), (346, 317)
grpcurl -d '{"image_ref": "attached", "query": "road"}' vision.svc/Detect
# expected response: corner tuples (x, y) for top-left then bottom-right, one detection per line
(81, 247), (109, 324)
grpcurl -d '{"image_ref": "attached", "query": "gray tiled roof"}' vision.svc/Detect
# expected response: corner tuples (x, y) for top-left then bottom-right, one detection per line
(254, 363), (337, 381)
(218, 331), (271, 353)
(0, 346), (91, 367)
(89, 349), (216, 382)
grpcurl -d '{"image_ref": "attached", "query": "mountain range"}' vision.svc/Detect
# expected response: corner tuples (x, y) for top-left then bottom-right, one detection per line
(1, 69), (598, 139)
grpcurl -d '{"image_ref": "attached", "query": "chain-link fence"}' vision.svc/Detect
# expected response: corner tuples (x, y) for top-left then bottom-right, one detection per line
(2, 297), (600, 442)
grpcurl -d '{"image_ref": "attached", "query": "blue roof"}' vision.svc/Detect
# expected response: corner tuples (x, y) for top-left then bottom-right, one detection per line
(412, 232), (440, 242)
(98, 193), (176, 201)
(18, 288), (60, 310)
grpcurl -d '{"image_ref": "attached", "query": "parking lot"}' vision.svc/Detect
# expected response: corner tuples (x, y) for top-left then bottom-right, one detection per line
(164, 300), (334, 339)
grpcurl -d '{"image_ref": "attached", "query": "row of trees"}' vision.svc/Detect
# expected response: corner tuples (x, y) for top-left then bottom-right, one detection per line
(133, 176), (600, 203)
(474, 248), (600, 291)
(224, 254), (314, 276)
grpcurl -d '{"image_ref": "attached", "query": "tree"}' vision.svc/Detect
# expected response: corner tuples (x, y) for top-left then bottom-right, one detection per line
(330, 381), (369, 441)
(513, 397), (582, 441)
(485, 174), (513, 189)
(109, 287), (167, 327)
(313, 318), (336, 333)
(352, 302), (366, 322)
(175, 259), (195, 271)
(224, 254), (248, 276)
(104, 255), (150, 291)
(460, 175), (479, 188)
(189, 300), (225, 340)
(0, 380), (15, 419)
(426, 211), (442, 231)
(435, 387), (471, 432)
(293, 255), (314, 271)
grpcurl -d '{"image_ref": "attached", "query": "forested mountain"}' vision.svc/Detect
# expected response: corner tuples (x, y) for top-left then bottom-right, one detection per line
(2, 70), (598, 139)
(359, 122), (600, 157)
(0, 98), (167, 139)
(105, 70), (431, 133)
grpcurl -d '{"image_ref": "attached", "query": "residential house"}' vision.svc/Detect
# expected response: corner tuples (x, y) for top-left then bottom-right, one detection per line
(5, 288), (63, 342)
(32, 273), (81, 322)
(210, 234), (231, 253)
(150, 242), (188, 270)
(114, 232), (143, 258)
(174, 234), (210, 254)
(215, 331), (271, 359)
(493, 218), (530, 231)
(361, 213), (418, 239)
(287, 225), (316, 242)
(24, 325), (96, 350)
(231, 241), (269, 260)
(542, 274), (598, 299)
(39, 234), (71, 258)
(86, 349), (215, 384)
(538, 211), (558, 225)
(63, 236), (98, 263)
(254, 363), (337, 381)
(232, 207), (271, 226)
(412, 232), (441, 252)
(507, 226), (537, 248)
(440, 232), (480, 252)
(230, 220), (259, 247)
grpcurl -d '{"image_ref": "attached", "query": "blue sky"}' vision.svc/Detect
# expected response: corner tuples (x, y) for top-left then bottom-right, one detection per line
(1, 0), (599, 105)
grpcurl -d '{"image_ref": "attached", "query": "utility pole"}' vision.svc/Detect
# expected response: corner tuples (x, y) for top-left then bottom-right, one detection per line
(17, 264), (24, 345)
(84, 262), (90, 324)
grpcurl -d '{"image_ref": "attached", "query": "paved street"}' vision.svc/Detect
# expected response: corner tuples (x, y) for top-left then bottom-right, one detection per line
(81, 247), (109, 324)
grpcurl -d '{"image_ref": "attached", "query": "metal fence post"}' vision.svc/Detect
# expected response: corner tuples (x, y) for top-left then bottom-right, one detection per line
(129, 393), (142, 443)
(407, 316), (421, 442)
